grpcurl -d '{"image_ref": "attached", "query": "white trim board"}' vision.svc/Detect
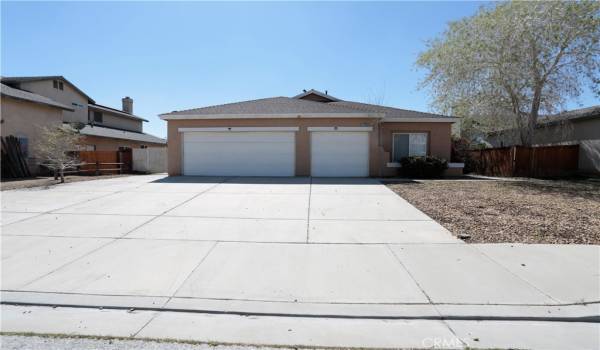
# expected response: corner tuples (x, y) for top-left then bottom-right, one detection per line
(178, 127), (300, 132)
(307, 126), (373, 132)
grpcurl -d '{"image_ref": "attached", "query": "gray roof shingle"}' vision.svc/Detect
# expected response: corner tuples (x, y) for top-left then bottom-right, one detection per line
(162, 97), (371, 116)
(161, 92), (455, 120)
(329, 101), (452, 119)
(89, 103), (148, 122)
(1, 83), (74, 111)
(79, 125), (166, 144)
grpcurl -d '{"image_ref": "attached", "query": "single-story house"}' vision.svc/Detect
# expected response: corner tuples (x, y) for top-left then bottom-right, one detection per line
(160, 89), (461, 177)
(485, 105), (600, 174)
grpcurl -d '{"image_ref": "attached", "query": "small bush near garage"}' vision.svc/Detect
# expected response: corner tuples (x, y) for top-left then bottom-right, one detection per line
(400, 156), (448, 178)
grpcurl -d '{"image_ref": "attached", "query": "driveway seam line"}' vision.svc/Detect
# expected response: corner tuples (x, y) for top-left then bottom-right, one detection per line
(1, 191), (123, 227)
(131, 241), (220, 338)
(0, 234), (462, 245)
(385, 245), (468, 348)
(472, 245), (561, 304)
(17, 214), (160, 289)
(306, 176), (312, 243)
(121, 177), (231, 239)
(17, 176), (228, 289)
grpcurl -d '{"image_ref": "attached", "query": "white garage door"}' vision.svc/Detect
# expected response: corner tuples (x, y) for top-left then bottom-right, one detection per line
(310, 131), (369, 177)
(183, 131), (295, 176)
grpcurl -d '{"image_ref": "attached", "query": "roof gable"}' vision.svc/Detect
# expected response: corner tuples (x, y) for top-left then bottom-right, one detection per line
(293, 89), (340, 103)
(1, 83), (74, 111)
(1, 76), (95, 103)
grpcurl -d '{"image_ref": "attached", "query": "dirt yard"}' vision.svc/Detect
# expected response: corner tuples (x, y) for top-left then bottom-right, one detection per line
(0, 174), (128, 191)
(387, 178), (600, 244)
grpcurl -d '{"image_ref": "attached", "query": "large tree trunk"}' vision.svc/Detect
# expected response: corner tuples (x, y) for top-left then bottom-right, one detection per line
(524, 87), (543, 147)
(59, 168), (65, 183)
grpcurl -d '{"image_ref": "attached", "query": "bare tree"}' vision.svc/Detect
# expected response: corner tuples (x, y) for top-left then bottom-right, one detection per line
(417, 1), (600, 146)
(35, 124), (83, 183)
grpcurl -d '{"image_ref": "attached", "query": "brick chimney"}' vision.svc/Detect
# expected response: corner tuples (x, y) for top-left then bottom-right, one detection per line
(122, 96), (133, 114)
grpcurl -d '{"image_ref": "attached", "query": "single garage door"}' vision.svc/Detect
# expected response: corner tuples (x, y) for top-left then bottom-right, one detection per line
(182, 131), (295, 176)
(310, 131), (369, 177)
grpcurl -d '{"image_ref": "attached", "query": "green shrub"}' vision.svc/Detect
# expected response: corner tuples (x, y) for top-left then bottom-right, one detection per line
(400, 156), (448, 178)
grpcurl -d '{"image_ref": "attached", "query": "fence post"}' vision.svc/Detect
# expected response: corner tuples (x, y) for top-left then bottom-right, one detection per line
(95, 161), (100, 176)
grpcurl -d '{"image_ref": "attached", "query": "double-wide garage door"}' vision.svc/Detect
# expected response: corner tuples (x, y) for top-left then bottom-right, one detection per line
(181, 129), (369, 177)
(183, 131), (295, 176)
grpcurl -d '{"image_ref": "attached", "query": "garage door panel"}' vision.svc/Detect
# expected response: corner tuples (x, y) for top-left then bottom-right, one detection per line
(311, 132), (369, 177)
(185, 132), (293, 143)
(183, 132), (295, 176)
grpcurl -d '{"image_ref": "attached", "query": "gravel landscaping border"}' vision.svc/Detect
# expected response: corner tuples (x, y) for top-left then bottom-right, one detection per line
(386, 178), (600, 244)
(0, 174), (130, 191)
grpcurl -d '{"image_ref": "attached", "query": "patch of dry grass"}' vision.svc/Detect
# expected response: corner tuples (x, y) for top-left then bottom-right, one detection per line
(387, 179), (600, 244)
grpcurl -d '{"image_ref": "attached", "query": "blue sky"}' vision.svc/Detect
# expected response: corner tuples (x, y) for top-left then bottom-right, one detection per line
(2, 1), (597, 138)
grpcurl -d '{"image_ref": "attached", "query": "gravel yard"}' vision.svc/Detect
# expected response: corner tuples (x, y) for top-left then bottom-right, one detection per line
(0, 174), (129, 191)
(386, 178), (600, 244)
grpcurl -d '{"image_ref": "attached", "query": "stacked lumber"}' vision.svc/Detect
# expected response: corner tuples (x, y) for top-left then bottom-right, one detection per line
(1, 135), (31, 178)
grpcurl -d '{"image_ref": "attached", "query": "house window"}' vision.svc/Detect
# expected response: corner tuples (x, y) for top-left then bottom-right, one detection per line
(93, 111), (103, 123)
(392, 133), (428, 162)
(53, 80), (64, 90)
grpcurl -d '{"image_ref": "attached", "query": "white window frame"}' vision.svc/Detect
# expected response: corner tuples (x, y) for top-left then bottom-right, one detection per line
(391, 132), (428, 162)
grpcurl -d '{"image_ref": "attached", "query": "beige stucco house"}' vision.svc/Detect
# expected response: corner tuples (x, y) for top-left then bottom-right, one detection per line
(160, 89), (462, 177)
(1, 76), (166, 174)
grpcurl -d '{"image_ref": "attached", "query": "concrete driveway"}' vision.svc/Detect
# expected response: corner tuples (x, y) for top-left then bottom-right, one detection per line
(1, 175), (599, 349)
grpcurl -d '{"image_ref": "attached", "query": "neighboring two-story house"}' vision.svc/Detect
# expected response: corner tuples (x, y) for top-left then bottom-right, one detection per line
(1, 75), (166, 174)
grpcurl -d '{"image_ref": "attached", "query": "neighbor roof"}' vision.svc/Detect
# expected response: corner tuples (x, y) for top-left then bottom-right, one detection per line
(79, 124), (166, 144)
(160, 92), (457, 121)
(89, 103), (149, 122)
(1, 76), (95, 103)
(1, 83), (74, 111)
(538, 105), (600, 125)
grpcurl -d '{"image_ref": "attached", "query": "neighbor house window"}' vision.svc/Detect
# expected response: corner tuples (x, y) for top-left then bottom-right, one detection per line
(17, 136), (28, 158)
(93, 111), (103, 123)
(392, 133), (428, 162)
(53, 80), (64, 90)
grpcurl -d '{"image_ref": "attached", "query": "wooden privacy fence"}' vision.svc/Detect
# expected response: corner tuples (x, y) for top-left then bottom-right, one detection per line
(73, 149), (132, 175)
(469, 145), (579, 178)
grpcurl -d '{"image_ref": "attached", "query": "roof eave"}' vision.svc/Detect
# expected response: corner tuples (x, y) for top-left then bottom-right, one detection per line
(159, 112), (384, 120)
(88, 104), (149, 122)
(1, 93), (75, 111)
